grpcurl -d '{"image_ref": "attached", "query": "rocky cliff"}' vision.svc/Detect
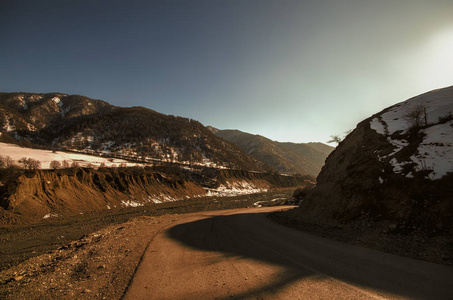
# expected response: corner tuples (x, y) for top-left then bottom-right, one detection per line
(294, 86), (453, 236)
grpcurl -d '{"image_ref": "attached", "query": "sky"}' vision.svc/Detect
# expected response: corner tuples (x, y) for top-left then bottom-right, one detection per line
(1, 0), (453, 143)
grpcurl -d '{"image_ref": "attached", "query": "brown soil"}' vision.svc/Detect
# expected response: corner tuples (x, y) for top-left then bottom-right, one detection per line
(0, 190), (292, 299)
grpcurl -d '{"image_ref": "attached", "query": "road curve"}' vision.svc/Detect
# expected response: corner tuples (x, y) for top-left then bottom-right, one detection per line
(123, 206), (453, 299)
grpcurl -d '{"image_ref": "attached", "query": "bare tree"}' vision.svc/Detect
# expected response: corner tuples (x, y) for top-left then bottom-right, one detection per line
(28, 158), (41, 170)
(3, 156), (15, 168)
(327, 135), (342, 144)
(18, 157), (28, 169)
(404, 104), (427, 129)
(50, 160), (61, 170)
(18, 157), (41, 170)
(62, 160), (71, 168)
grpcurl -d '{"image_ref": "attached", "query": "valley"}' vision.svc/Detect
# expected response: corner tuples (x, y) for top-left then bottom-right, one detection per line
(1, 87), (452, 299)
(3, 2), (453, 299)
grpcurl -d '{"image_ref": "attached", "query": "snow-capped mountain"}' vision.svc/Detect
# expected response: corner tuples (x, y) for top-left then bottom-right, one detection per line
(0, 93), (268, 171)
(295, 86), (453, 236)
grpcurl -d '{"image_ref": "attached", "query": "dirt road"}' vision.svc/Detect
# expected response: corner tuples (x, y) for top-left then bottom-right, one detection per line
(124, 206), (453, 300)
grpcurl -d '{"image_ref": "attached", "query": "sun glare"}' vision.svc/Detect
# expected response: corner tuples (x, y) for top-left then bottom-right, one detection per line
(421, 27), (453, 89)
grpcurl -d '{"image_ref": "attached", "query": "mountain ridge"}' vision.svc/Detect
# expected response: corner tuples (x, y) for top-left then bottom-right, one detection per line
(207, 127), (333, 177)
(0, 92), (269, 171)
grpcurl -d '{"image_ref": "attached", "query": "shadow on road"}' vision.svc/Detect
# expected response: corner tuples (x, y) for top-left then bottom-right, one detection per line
(166, 211), (453, 299)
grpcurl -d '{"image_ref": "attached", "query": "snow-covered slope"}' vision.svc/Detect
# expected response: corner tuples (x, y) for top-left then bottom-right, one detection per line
(370, 86), (453, 179)
(0, 142), (136, 169)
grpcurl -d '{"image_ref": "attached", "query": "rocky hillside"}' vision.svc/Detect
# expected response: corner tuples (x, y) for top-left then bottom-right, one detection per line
(208, 127), (333, 177)
(0, 93), (268, 171)
(0, 166), (310, 224)
(294, 86), (453, 236)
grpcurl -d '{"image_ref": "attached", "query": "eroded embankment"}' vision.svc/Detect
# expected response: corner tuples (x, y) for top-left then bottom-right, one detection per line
(0, 166), (310, 224)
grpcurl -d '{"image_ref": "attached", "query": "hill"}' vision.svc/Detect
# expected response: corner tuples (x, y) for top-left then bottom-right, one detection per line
(273, 86), (453, 266)
(0, 93), (267, 171)
(296, 86), (453, 229)
(208, 127), (333, 177)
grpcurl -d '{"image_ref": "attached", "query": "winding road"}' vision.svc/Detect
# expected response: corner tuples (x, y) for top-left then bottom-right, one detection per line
(124, 206), (453, 299)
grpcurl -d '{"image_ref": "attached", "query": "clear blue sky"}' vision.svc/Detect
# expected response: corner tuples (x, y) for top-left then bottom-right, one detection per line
(2, 0), (453, 143)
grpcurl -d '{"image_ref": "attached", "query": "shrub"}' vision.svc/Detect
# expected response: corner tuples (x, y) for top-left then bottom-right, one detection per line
(18, 157), (41, 170)
(50, 160), (61, 170)
(62, 160), (71, 168)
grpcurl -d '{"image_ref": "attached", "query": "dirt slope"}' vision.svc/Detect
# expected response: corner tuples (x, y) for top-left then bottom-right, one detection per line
(0, 166), (310, 224)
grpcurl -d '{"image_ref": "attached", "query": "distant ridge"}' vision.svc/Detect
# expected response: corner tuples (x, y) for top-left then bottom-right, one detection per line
(208, 127), (333, 177)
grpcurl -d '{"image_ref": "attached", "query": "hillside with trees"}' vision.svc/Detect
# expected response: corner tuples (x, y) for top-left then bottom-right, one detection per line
(208, 127), (333, 177)
(0, 93), (268, 171)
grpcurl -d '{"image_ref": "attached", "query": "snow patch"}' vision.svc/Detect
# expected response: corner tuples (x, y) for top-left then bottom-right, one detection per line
(369, 87), (453, 180)
(43, 213), (60, 219)
(0, 142), (135, 169)
(370, 118), (386, 135)
(409, 121), (453, 179)
(205, 180), (267, 197)
(371, 88), (453, 136)
(388, 137), (409, 156)
(121, 200), (143, 207)
(389, 158), (412, 174)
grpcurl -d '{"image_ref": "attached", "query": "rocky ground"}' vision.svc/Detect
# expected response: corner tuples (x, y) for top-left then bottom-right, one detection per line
(0, 191), (291, 299)
(1, 188), (451, 299)
(0, 215), (176, 299)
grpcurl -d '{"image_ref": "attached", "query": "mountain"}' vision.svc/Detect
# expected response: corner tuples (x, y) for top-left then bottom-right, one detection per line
(0, 93), (268, 171)
(294, 86), (453, 236)
(208, 127), (333, 177)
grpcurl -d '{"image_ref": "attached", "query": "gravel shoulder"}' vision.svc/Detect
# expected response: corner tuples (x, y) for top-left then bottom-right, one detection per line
(0, 215), (179, 299)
